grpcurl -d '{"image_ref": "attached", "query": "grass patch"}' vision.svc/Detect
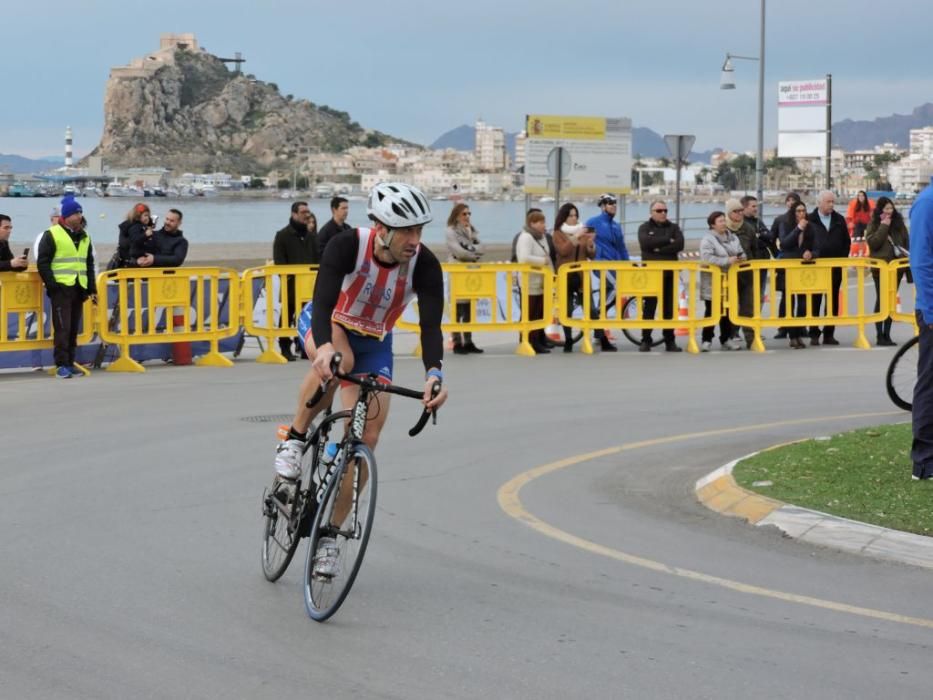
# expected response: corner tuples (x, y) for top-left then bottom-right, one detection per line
(732, 423), (933, 537)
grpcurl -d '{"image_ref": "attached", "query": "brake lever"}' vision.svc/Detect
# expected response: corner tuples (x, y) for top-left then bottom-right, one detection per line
(408, 381), (441, 437)
(305, 352), (344, 408)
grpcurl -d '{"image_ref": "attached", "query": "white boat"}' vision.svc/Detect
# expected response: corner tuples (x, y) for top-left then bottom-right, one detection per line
(538, 196), (555, 203)
(106, 184), (144, 197)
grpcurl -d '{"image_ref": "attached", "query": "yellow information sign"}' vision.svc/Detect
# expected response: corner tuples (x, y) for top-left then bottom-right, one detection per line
(526, 115), (606, 141)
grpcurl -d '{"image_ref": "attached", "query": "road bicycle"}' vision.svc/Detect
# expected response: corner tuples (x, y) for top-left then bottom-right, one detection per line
(562, 280), (664, 348)
(261, 353), (439, 622)
(886, 335), (918, 411)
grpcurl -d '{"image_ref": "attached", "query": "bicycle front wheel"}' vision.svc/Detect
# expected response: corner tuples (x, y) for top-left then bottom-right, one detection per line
(886, 335), (919, 412)
(304, 444), (378, 622)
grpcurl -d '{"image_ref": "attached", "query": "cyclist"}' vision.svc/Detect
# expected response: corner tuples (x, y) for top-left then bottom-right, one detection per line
(273, 182), (449, 572)
(585, 193), (629, 351)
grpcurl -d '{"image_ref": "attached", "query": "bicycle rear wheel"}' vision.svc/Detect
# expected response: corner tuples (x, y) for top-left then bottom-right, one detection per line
(620, 297), (666, 347)
(886, 335), (919, 412)
(304, 443), (378, 622)
(261, 480), (303, 582)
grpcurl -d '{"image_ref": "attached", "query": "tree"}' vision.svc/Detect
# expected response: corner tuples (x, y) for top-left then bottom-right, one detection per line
(277, 178), (290, 189)
(295, 175), (309, 190)
(714, 162), (738, 191)
(248, 177), (265, 189)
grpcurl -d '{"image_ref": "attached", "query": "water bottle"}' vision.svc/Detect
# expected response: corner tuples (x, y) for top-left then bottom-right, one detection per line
(320, 442), (339, 467)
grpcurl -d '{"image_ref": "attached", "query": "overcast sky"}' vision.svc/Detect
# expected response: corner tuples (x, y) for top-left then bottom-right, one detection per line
(3, 0), (931, 158)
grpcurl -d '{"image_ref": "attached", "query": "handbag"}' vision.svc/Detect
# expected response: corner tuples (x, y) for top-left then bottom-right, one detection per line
(889, 236), (909, 259)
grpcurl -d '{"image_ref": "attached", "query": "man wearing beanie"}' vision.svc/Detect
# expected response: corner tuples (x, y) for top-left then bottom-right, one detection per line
(36, 197), (97, 378)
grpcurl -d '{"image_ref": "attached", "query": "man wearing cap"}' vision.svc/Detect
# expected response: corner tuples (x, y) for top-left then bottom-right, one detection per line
(585, 194), (629, 351)
(36, 197), (97, 379)
(33, 206), (61, 264)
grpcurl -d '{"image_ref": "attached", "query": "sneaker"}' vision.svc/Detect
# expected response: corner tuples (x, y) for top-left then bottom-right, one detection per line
(313, 536), (340, 578)
(274, 438), (304, 480)
(700, 341), (712, 352)
(727, 337), (744, 351)
(638, 340), (652, 352)
(55, 366), (72, 379)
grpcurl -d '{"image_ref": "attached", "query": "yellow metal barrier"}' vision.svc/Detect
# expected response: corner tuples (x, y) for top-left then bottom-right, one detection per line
(727, 258), (887, 351)
(887, 258), (916, 330)
(241, 265), (319, 363)
(556, 261), (719, 354)
(396, 263), (554, 356)
(0, 270), (97, 373)
(97, 267), (240, 372)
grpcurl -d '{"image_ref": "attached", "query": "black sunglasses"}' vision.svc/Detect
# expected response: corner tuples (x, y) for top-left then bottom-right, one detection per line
(653, 208), (668, 213)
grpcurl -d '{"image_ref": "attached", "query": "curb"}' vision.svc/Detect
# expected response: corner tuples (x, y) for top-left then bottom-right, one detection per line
(696, 449), (933, 571)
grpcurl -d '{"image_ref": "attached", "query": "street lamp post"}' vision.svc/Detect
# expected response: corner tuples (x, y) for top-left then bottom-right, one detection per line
(720, 0), (766, 206)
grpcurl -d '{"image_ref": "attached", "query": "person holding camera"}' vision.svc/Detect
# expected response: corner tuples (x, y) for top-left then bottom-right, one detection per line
(552, 202), (595, 352)
(445, 202), (485, 354)
(0, 215), (29, 271)
(865, 196), (909, 346)
(779, 200), (817, 349)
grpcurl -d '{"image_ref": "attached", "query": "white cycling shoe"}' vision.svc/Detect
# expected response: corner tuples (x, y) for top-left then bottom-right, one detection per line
(313, 536), (341, 578)
(274, 439), (304, 480)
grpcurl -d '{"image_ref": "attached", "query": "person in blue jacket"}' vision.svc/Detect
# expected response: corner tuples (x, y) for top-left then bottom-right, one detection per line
(910, 177), (933, 480)
(585, 193), (629, 351)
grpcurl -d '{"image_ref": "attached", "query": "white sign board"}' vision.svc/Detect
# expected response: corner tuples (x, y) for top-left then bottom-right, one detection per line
(777, 78), (828, 159)
(777, 79), (828, 106)
(778, 132), (828, 159)
(524, 115), (632, 195)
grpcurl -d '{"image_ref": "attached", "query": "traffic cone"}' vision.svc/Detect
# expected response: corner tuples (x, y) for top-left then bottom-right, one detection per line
(896, 293), (903, 314)
(546, 317), (563, 343)
(675, 288), (689, 337)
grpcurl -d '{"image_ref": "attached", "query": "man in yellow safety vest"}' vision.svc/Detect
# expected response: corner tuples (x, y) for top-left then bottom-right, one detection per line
(36, 197), (97, 379)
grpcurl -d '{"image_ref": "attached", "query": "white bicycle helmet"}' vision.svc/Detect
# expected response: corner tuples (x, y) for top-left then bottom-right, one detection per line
(367, 182), (433, 229)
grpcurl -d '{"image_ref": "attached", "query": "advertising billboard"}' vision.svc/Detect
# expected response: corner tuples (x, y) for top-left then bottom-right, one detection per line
(777, 79), (828, 159)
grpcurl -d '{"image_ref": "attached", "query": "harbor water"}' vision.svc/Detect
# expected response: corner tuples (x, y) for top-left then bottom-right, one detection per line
(0, 195), (795, 248)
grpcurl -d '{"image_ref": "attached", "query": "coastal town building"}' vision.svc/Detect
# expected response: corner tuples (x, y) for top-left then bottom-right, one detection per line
(474, 120), (508, 172)
(910, 127), (933, 159)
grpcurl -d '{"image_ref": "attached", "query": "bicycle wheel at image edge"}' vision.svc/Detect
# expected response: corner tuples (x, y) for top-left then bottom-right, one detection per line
(886, 335), (919, 412)
(261, 480), (304, 582)
(304, 444), (378, 622)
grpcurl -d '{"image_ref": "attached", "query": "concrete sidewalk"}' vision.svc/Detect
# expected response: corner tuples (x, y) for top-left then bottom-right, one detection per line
(696, 454), (933, 570)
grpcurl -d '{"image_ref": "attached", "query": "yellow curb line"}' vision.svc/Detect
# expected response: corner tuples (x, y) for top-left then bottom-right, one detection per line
(497, 411), (933, 629)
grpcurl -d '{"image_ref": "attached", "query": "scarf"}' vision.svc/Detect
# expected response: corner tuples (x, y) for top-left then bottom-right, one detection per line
(725, 216), (744, 233)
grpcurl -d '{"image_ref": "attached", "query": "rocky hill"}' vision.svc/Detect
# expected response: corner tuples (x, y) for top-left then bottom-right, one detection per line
(832, 103), (933, 150)
(88, 37), (398, 173)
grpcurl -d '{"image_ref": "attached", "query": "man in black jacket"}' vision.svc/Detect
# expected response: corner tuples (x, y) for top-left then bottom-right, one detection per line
(808, 191), (851, 345)
(273, 201), (320, 360)
(636, 200), (684, 352)
(136, 209), (188, 268)
(0, 215), (29, 271)
(316, 196), (351, 254)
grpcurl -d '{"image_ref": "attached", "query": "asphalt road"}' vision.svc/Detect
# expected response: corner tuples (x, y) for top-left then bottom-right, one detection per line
(2, 329), (931, 700)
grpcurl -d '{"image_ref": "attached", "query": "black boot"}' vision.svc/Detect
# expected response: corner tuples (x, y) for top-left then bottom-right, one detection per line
(563, 327), (573, 353)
